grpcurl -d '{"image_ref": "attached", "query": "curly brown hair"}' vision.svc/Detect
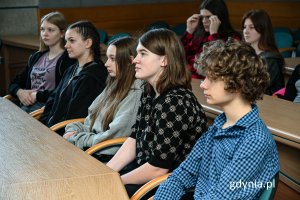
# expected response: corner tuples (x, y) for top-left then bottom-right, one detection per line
(203, 40), (270, 103)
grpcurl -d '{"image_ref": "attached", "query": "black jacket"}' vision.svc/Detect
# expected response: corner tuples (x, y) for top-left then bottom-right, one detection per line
(40, 61), (108, 132)
(283, 64), (300, 101)
(8, 50), (76, 102)
(260, 51), (285, 95)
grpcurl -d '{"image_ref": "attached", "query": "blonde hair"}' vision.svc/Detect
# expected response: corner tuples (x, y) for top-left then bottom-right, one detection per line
(39, 11), (68, 51)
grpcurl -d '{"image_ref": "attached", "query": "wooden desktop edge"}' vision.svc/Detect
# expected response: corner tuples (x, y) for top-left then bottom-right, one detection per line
(1, 35), (39, 50)
(200, 103), (300, 149)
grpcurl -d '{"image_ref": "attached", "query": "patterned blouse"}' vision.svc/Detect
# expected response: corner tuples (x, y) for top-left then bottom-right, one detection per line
(130, 86), (207, 171)
(181, 31), (241, 79)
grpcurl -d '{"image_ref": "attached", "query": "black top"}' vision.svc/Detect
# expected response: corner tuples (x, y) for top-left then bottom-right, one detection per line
(40, 61), (108, 132)
(8, 50), (76, 102)
(131, 86), (208, 170)
(259, 51), (285, 95)
(283, 64), (300, 101)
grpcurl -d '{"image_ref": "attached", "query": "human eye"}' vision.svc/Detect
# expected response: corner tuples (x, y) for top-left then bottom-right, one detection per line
(67, 38), (75, 43)
(108, 56), (115, 62)
(40, 27), (45, 32)
(140, 51), (147, 57)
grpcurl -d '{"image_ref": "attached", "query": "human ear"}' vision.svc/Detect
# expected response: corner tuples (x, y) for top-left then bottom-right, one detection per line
(160, 55), (168, 67)
(85, 38), (93, 49)
(130, 55), (134, 63)
(60, 30), (65, 38)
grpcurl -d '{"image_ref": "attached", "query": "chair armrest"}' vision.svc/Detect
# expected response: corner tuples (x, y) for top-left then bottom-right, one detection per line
(279, 47), (296, 53)
(3, 94), (14, 100)
(29, 107), (45, 120)
(130, 173), (171, 200)
(50, 118), (85, 132)
(85, 137), (128, 155)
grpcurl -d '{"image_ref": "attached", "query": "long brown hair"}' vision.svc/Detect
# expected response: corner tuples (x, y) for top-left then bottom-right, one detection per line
(39, 11), (68, 51)
(242, 9), (282, 59)
(89, 37), (137, 131)
(139, 28), (191, 94)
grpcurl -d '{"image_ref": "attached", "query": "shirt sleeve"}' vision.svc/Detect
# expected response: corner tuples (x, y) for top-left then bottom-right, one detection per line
(265, 58), (285, 95)
(154, 135), (206, 199)
(130, 91), (145, 140)
(283, 65), (300, 101)
(207, 33), (221, 41)
(8, 54), (35, 96)
(155, 124), (278, 199)
(68, 89), (141, 149)
(201, 128), (278, 199)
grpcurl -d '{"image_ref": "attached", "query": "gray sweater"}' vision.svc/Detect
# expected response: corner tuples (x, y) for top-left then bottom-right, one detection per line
(65, 79), (143, 154)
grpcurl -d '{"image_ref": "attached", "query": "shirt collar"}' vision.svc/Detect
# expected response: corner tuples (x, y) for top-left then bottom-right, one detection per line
(211, 104), (260, 138)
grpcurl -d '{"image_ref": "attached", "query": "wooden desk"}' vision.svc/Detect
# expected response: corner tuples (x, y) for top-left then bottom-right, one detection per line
(0, 98), (129, 200)
(285, 57), (300, 74)
(191, 79), (300, 193)
(0, 35), (39, 96)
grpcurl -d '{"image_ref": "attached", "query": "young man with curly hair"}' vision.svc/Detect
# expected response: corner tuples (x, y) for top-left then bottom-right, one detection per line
(154, 41), (279, 199)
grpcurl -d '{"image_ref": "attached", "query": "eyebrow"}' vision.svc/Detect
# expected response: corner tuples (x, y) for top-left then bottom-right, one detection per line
(137, 48), (147, 53)
(65, 36), (75, 40)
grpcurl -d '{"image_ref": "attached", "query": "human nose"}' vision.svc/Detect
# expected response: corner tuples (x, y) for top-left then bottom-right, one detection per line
(200, 78), (208, 89)
(105, 59), (110, 67)
(243, 26), (250, 33)
(41, 29), (47, 36)
(64, 42), (69, 49)
(133, 55), (139, 64)
(201, 16), (211, 22)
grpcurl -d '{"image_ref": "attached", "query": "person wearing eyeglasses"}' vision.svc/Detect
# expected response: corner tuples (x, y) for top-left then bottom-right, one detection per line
(182, 0), (241, 79)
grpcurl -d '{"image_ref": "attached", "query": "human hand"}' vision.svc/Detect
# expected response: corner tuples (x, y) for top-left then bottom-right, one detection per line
(63, 131), (77, 139)
(186, 14), (201, 34)
(16, 89), (36, 106)
(30, 91), (37, 102)
(209, 15), (221, 35)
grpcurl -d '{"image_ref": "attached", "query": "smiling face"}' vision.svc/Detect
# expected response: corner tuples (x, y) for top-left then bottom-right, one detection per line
(105, 44), (117, 77)
(40, 20), (64, 48)
(243, 18), (261, 47)
(133, 42), (166, 87)
(64, 29), (91, 60)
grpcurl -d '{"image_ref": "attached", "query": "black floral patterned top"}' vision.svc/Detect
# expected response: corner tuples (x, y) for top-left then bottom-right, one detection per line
(130, 86), (208, 170)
